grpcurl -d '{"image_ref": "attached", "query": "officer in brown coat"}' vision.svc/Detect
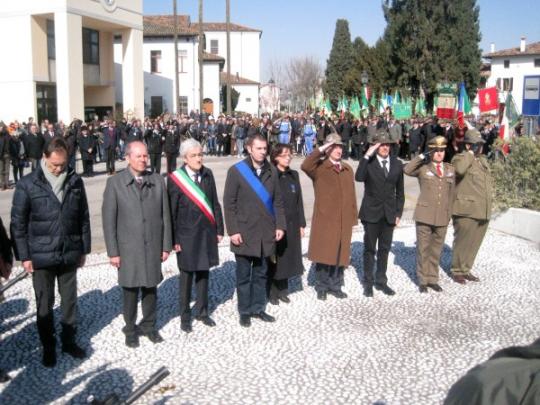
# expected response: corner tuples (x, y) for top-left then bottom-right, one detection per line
(301, 133), (358, 300)
(404, 136), (456, 293)
(450, 129), (492, 284)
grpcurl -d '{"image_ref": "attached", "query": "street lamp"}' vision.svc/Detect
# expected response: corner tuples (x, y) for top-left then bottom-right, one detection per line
(361, 70), (369, 86)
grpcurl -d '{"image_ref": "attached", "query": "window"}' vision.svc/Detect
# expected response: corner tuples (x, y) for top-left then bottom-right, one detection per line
(504, 59), (510, 68)
(210, 39), (219, 55)
(535, 58), (540, 68)
(503, 78), (513, 92)
(47, 20), (55, 60)
(178, 96), (188, 115)
(150, 50), (161, 73)
(178, 50), (187, 73)
(150, 96), (163, 117)
(82, 28), (99, 65)
(36, 84), (57, 124)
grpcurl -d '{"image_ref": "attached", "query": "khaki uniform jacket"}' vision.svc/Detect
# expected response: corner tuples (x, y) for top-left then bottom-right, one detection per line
(451, 152), (492, 220)
(404, 156), (456, 227)
(301, 149), (358, 267)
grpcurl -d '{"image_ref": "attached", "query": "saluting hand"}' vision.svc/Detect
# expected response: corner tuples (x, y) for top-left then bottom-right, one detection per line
(319, 140), (335, 154)
(365, 143), (381, 158)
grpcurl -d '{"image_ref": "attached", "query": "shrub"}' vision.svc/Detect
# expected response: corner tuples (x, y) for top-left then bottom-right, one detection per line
(490, 136), (540, 211)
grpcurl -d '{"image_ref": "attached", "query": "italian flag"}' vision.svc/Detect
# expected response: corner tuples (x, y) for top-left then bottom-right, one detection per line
(169, 169), (216, 225)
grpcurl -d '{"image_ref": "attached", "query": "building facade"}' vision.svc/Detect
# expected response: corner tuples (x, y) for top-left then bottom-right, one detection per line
(484, 38), (540, 115)
(0, 0), (144, 123)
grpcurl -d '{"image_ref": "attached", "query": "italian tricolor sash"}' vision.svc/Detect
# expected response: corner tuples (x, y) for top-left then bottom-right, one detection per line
(169, 168), (216, 225)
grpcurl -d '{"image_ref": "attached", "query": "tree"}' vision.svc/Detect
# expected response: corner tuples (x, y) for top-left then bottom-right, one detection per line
(324, 19), (354, 107)
(382, 0), (482, 109)
(285, 56), (323, 111)
(221, 85), (239, 112)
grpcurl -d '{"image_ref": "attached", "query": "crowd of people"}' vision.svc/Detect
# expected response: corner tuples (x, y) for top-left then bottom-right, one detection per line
(0, 107), (494, 376)
(0, 109), (509, 191)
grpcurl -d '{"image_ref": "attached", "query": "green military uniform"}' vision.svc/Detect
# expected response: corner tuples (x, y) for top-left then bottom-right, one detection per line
(450, 130), (492, 282)
(404, 136), (456, 290)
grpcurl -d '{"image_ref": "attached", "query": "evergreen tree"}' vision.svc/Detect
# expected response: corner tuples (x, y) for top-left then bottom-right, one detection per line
(324, 19), (354, 108)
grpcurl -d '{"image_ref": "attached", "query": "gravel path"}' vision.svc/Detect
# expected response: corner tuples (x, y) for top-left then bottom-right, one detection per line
(1, 226), (538, 404)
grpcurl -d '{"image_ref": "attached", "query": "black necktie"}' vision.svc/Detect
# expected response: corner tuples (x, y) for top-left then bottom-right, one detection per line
(382, 160), (389, 178)
(193, 173), (200, 184)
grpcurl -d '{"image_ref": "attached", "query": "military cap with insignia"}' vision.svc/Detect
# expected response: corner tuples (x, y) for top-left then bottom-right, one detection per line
(371, 128), (397, 144)
(427, 135), (448, 149)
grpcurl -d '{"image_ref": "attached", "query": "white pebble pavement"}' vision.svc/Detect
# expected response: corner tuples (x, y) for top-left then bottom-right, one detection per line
(0, 226), (539, 404)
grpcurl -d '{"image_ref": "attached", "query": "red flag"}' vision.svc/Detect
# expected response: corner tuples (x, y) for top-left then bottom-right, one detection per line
(478, 87), (498, 112)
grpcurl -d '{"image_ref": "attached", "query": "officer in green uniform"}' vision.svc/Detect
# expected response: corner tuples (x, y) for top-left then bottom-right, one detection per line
(450, 129), (492, 284)
(404, 136), (456, 293)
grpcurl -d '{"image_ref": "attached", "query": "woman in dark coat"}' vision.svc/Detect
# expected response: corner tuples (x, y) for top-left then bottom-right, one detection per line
(267, 143), (306, 305)
(77, 125), (95, 177)
(168, 138), (224, 333)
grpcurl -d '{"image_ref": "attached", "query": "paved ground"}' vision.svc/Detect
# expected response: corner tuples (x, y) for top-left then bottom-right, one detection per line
(1, 155), (538, 404)
(0, 225), (539, 404)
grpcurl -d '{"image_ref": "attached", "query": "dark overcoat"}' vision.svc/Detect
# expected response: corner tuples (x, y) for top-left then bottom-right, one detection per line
(223, 158), (286, 258)
(301, 149), (358, 267)
(10, 166), (91, 269)
(273, 168), (306, 279)
(168, 165), (224, 271)
(355, 155), (405, 225)
(78, 134), (96, 161)
(102, 169), (172, 288)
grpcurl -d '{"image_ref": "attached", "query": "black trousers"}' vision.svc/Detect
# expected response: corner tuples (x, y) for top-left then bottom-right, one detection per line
(32, 266), (78, 349)
(150, 154), (161, 174)
(179, 270), (209, 323)
(106, 147), (116, 174)
(314, 263), (344, 293)
(166, 153), (177, 174)
(362, 219), (395, 286)
(82, 159), (93, 176)
(235, 255), (267, 315)
(266, 261), (288, 300)
(122, 286), (157, 336)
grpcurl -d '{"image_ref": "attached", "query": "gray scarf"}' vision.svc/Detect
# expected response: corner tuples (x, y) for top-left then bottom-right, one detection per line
(40, 159), (67, 202)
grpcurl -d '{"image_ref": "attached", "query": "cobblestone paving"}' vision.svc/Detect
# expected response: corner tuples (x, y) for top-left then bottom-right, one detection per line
(0, 226), (539, 404)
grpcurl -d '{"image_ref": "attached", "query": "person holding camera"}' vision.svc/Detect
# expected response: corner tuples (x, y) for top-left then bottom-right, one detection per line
(404, 136), (456, 293)
(450, 129), (492, 284)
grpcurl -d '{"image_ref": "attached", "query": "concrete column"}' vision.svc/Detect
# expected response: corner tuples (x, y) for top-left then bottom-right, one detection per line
(54, 11), (84, 122)
(121, 28), (144, 119)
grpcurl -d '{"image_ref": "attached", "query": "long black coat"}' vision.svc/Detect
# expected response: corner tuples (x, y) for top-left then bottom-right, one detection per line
(355, 155), (405, 225)
(164, 130), (180, 155)
(10, 165), (91, 269)
(22, 132), (44, 159)
(168, 165), (224, 271)
(223, 158), (286, 258)
(273, 168), (305, 279)
(78, 134), (96, 161)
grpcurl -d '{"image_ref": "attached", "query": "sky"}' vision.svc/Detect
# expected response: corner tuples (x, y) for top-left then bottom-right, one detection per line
(143, 0), (540, 81)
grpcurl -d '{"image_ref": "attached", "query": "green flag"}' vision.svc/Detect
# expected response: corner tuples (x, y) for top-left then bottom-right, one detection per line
(350, 96), (361, 119)
(325, 98), (333, 116)
(505, 92), (520, 127)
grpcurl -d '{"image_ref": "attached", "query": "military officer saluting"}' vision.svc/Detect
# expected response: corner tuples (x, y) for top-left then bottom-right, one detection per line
(404, 136), (455, 293)
(450, 129), (492, 284)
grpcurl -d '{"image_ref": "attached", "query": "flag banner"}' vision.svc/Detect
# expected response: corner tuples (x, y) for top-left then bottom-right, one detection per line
(436, 83), (457, 119)
(394, 103), (412, 119)
(505, 92), (520, 127)
(478, 87), (498, 112)
(350, 96), (361, 119)
(415, 98), (426, 117)
(457, 82), (471, 128)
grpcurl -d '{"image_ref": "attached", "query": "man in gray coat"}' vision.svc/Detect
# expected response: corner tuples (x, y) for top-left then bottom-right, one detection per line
(102, 141), (172, 348)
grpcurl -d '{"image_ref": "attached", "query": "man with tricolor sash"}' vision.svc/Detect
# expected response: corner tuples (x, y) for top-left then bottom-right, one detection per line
(168, 139), (224, 333)
(223, 134), (286, 328)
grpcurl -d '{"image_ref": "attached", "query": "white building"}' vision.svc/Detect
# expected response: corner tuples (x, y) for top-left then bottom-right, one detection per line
(114, 15), (261, 117)
(0, 0), (144, 123)
(259, 80), (281, 114)
(484, 38), (540, 115)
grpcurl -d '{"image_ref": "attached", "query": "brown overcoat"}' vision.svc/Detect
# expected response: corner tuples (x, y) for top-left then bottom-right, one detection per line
(301, 149), (358, 267)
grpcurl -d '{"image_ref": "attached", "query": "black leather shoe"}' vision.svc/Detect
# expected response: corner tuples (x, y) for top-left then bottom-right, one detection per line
(181, 322), (193, 333)
(62, 343), (87, 359)
(196, 316), (216, 327)
(125, 334), (139, 348)
(252, 312), (276, 322)
(363, 285), (374, 297)
(328, 290), (348, 299)
(452, 275), (467, 284)
(317, 291), (327, 301)
(375, 284), (396, 296)
(419, 285), (428, 293)
(427, 283), (443, 292)
(279, 296), (291, 304)
(269, 297), (279, 306)
(43, 348), (57, 367)
(463, 273), (480, 282)
(239, 315), (251, 327)
(144, 331), (164, 344)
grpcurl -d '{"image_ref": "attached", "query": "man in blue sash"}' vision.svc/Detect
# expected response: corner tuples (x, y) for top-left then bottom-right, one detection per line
(224, 134), (287, 327)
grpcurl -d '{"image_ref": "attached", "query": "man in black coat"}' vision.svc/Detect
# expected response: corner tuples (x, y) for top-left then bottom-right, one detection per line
(355, 129), (405, 297)
(337, 117), (353, 159)
(164, 124), (180, 174)
(10, 137), (91, 367)
(409, 120), (425, 158)
(145, 123), (164, 174)
(102, 120), (120, 175)
(22, 123), (44, 171)
(223, 134), (286, 327)
(168, 139), (224, 333)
